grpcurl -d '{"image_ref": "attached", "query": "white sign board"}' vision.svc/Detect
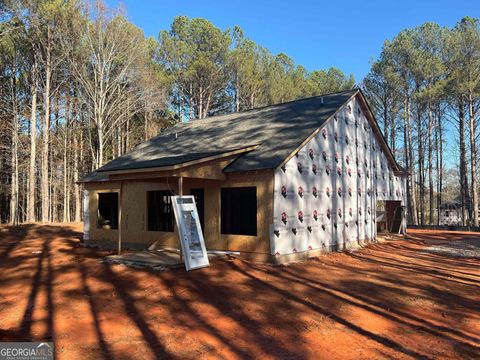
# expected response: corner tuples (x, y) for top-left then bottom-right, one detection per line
(171, 196), (209, 271)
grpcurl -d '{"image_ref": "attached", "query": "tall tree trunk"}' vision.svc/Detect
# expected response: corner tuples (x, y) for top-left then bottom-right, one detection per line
(403, 109), (410, 223)
(63, 97), (70, 222)
(10, 120), (19, 225)
(390, 113), (396, 154)
(235, 73), (240, 112)
(198, 85), (203, 119)
(203, 91), (212, 119)
(459, 100), (469, 226)
(428, 105), (434, 224)
(52, 156), (57, 222)
(144, 111), (149, 140)
(73, 104), (81, 222)
(435, 110), (442, 225)
(63, 132), (71, 222)
(417, 108), (425, 225)
(179, 94), (184, 121)
(405, 96), (418, 225)
(97, 122), (104, 168)
(117, 126), (121, 157)
(469, 92), (478, 227)
(383, 96), (389, 147)
(189, 82), (194, 120)
(9, 72), (19, 225)
(249, 92), (255, 109)
(126, 115), (130, 151)
(27, 61), (38, 222)
(41, 33), (51, 223)
(51, 96), (59, 223)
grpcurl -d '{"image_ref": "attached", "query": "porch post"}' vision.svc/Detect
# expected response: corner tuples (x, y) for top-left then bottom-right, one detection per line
(178, 176), (183, 262)
(118, 181), (123, 254)
(178, 176), (183, 196)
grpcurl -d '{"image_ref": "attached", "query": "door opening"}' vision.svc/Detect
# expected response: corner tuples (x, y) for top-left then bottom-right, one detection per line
(376, 200), (403, 233)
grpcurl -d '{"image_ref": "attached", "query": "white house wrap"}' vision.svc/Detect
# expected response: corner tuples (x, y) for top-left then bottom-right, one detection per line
(272, 96), (406, 256)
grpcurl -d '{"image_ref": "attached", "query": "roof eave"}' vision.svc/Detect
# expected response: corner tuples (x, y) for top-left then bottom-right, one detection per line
(356, 90), (404, 174)
(93, 144), (260, 178)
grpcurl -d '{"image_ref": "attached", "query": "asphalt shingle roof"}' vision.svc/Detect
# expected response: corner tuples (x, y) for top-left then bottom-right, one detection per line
(91, 89), (358, 177)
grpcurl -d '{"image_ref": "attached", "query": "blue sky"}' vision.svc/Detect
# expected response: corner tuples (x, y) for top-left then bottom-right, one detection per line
(105, 0), (478, 169)
(106, 0), (479, 82)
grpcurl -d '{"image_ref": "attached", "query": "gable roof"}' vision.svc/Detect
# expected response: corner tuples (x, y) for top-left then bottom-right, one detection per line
(81, 89), (403, 182)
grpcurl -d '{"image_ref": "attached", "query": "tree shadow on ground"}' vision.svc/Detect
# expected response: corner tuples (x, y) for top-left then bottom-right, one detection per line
(275, 264), (480, 348)
(226, 261), (434, 360)
(1, 224), (479, 359)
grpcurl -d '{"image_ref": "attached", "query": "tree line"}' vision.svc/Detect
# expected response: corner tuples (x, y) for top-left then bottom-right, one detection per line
(362, 17), (480, 226)
(0, 0), (355, 224)
(4, 1), (477, 228)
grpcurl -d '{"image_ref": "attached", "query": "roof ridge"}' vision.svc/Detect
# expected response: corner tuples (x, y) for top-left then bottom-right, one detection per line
(236, 88), (358, 114)
(166, 88), (358, 131)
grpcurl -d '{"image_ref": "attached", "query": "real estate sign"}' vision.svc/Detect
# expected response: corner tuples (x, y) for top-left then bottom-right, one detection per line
(171, 195), (209, 271)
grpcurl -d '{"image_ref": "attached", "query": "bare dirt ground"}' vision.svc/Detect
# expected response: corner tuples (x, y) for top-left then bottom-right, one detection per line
(0, 224), (479, 360)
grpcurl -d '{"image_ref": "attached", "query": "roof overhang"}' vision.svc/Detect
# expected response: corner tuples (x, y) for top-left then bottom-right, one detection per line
(355, 90), (405, 176)
(82, 145), (260, 183)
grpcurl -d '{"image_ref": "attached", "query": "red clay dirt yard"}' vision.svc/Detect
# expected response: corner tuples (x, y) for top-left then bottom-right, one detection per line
(0, 224), (479, 359)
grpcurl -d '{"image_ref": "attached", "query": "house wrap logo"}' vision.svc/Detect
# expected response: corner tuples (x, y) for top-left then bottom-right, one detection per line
(0, 342), (53, 360)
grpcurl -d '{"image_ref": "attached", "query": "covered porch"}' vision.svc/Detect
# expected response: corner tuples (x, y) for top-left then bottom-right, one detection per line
(82, 147), (274, 262)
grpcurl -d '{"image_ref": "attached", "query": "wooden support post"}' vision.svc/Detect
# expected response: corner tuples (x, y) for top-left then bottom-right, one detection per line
(118, 181), (123, 255)
(178, 176), (183, 262)
(178, 176), (183, 196)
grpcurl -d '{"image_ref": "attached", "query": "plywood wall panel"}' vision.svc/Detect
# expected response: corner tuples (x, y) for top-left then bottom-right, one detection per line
(85, 170), (274, 254)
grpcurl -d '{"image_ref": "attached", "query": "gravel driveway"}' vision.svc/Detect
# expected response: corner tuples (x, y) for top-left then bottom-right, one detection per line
(422, 238), (480, 259)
